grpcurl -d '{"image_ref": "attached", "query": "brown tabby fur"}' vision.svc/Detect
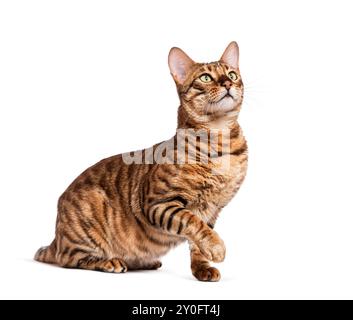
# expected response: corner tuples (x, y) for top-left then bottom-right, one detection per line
(35, 42), (248, 281)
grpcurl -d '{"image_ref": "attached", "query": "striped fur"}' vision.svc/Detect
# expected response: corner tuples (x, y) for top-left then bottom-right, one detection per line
(35, 42), (248, 281)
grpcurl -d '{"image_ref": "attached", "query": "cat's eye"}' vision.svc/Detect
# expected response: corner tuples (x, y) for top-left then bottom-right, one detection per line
(199, 74), (213, 83)
(228, 71), (238, 81)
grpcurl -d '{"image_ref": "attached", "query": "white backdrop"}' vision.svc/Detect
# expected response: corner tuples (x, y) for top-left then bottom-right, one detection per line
(1, 0), (353, 299)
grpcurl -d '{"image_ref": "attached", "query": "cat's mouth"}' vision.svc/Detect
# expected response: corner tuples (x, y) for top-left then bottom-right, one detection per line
(205, 92), (236, 115)
(218, 91), (234, 102)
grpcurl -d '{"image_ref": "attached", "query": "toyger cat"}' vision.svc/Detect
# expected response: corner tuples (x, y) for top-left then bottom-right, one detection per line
(35, 41), (248, 281)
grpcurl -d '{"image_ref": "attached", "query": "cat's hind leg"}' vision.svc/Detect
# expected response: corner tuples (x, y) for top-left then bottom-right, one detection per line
(55, 239), (128, 273)
(61, 252), (128, 273)
(54, 189), (128, 273)
(77, 256), (128, 273)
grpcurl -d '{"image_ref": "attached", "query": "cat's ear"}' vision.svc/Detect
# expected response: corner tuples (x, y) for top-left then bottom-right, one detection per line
(168, 47), (195, 84)
(220, 41), (239, 69)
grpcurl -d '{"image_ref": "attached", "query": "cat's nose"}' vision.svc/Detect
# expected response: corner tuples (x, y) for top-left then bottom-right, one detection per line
(222, 80), (232, 90)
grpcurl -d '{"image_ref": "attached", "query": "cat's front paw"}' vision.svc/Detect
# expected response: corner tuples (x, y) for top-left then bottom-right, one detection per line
(193, 266), (221, 282)
(197, 233), (226, 263)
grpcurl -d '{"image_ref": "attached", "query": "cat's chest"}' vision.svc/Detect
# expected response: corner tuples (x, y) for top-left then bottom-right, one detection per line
(190, 156), (248, 220)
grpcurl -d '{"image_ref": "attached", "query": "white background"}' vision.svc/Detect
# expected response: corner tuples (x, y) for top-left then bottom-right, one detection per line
(0, 0), (352, 300)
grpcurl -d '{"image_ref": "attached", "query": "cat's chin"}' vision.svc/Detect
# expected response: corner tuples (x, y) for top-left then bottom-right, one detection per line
(205, 97), (236, 115)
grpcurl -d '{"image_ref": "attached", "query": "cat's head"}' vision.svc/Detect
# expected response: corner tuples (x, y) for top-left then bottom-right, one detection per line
(168, 42), (243, 126)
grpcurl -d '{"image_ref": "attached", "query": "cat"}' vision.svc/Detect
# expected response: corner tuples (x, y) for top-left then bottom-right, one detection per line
(35, 41), (248, 281)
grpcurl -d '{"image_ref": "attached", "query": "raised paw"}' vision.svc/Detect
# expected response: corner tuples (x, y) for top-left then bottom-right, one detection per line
(197, 233), (226, 263)
(193, 266), (221, 282)
(98, 258), (128, 273)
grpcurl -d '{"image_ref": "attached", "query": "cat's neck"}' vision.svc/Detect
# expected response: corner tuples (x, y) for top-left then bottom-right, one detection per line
(177, 104), (240, 132)
(203, 112), (239, 130)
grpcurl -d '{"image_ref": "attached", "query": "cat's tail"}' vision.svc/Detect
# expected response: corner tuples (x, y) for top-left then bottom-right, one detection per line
(34, 240), (57, 264)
